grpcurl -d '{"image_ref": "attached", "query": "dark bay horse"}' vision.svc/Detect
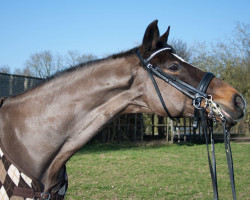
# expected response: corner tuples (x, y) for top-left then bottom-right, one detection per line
(0, 20), (246, 198)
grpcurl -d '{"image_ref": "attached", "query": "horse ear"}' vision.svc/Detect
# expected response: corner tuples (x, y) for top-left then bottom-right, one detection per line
(141, 20), (160, 52)
(160, 26), (170, 43)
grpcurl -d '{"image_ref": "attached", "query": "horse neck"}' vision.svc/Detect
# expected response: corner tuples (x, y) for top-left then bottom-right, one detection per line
(0, 54), (145, 189)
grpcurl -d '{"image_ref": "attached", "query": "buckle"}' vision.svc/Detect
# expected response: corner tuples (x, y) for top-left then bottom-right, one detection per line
(193, 95), (208, 109)
(41, 192), (51, 200)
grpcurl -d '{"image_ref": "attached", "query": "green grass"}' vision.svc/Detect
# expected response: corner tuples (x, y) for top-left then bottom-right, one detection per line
(66, 143), (250, 200)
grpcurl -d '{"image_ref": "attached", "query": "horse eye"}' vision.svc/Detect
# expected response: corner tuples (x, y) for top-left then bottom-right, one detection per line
(168, 64), (180, 72)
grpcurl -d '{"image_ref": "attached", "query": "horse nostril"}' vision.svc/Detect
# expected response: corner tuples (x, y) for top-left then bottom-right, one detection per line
(233, 94), (246, 111)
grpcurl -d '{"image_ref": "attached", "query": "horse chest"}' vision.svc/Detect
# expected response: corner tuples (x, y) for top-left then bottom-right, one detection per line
(0, 147), (33, 200)
(0, 146), (67, 200)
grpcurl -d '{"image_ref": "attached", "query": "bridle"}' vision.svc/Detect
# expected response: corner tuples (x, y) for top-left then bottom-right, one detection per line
(135, 47), (221, 121)
(135, 47), (237, 200)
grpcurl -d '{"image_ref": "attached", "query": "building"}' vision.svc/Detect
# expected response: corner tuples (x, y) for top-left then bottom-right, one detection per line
(0, 73), (43, 97)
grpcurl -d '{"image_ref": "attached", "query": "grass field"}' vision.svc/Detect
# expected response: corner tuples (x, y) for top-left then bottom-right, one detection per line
(66, 142), (250, 200)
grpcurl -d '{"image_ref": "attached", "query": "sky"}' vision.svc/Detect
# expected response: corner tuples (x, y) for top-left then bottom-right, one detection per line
(0, 0), (249, 73)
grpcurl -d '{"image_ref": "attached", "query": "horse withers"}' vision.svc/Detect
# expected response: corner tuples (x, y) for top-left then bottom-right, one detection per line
(0, 20), (246, 199)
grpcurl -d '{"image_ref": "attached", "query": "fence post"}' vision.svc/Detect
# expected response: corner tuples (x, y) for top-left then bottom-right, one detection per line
(184, 118), (186, 142)
(152, 114), (155, 137)
(140, 114), (144, 142)
(177, 119), (180, 143)
(134, 114), (137, 143)
(189, 118), (192, 142)
(170, 119), (174, 144)
(166, 117), (169, 143)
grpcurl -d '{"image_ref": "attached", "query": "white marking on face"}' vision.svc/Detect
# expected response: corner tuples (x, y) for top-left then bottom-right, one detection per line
(172, 53), (187, 63)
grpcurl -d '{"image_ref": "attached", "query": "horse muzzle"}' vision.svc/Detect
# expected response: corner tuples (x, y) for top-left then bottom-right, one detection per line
(217, 93), (246, 126)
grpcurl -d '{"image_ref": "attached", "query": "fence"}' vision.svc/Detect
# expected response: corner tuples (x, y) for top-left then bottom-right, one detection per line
(93, 114), (206, 143)
(93, 112), (249, 144)
(0, 73), (43, 97)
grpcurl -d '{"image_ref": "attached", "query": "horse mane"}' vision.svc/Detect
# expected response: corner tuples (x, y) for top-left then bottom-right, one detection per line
(111, 47), (138, 59)
(9, 47), (139, 98)
(11, 43), (173, 98)
(47, 46), (138, 81)
(48, 43), (173, 82)
(36, 41), (172, 85)
(46, 58), (106, 81)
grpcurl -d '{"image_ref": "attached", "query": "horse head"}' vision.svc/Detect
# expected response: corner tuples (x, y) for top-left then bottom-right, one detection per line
(136, 20), (246, 127)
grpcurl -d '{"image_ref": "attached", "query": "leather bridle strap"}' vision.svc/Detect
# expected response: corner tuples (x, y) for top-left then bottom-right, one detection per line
(223, 121), (237, 200)
(193, 73), (218, 200)
(193, 72), (215, 129)
(199, 109), (219, 200)
(193, 73), (219, 200)
(135, 47), (225, 200)
(145, 65), (175, 120)
(135, 48), (174, 120)
(135, 48), (213, 119)
(193, 72), (215, 135)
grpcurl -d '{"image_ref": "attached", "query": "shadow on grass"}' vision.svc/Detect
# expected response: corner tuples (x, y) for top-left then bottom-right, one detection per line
(77, 133), (249, 154)
(77, 143), (136, 154)
(77, 141), (198, 155)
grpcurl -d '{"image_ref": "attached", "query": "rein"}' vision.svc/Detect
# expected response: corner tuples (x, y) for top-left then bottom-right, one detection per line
(135, 48), (237, 200)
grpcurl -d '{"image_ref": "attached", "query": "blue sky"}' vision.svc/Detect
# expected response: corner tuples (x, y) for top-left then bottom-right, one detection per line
(0, 0), (249, 73)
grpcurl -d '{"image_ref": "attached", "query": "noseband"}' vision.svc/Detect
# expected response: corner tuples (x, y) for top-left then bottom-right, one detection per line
(135, 47), (236, 200)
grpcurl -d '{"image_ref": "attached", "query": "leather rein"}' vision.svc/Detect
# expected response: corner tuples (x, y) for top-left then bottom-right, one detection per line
(135, 47), (237, 200)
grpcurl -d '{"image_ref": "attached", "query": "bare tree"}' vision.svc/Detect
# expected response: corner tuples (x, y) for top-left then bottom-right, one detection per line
(0, 65), (11, 74)
(169, 39), (192, 62)
(65, 50), (97, 67)
(24, 50), (97, 78)
(233, 22), (250, 68)
(14, 66), (32, 77)
(24, 51), (63, 78)
(191, 22), (250, 102)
